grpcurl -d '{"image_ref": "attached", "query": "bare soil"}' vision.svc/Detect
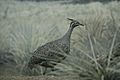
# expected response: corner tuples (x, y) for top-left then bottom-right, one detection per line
(0, 76), (79, 80)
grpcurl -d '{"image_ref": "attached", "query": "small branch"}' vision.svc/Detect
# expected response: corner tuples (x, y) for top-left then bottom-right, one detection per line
(85, 24), (102, 71)
(87, 31), (99, 69)
(107, 30), (117, 67)
(107, 10), (118, 67)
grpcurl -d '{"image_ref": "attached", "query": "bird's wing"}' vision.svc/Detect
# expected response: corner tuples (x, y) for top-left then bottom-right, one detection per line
(32, 42), (66, 61)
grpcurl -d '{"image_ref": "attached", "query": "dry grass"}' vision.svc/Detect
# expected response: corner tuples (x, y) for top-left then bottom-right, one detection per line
(0, 76), (79, 80)
(0, 0), (120, 80)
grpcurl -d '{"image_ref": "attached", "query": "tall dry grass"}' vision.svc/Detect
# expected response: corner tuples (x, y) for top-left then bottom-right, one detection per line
(0, 0), (120, 79)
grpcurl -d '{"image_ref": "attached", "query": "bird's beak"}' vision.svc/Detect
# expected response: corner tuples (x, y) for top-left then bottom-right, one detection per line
(79, 23), (84, 26)
(67, 18), (74, 22)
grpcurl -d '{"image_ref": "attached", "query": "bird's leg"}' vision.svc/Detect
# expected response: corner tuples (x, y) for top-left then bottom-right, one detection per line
(43, 67), (47, 75)
(40, 66), (43, 75)
(40, 66), (47, 75)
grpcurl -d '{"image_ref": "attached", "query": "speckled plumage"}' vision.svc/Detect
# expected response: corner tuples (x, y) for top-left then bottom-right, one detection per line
(28, 39), (70, 68)
(27, 18), (84, 74)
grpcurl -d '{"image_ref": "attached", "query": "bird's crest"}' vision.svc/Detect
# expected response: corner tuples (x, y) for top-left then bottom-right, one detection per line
(67, 18), (76, 22)
(67, 18), (84, 26)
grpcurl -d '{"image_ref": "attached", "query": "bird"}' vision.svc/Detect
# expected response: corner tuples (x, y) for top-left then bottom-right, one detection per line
(27, 18), (84, 75)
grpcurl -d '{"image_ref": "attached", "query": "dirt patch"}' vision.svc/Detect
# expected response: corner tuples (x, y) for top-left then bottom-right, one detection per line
(0, 76), (79, 80)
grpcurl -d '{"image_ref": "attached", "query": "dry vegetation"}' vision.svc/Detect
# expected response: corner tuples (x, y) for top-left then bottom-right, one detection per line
(0, 0), (120, 80)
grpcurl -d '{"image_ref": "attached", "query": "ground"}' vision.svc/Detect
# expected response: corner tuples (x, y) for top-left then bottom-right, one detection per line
(0, 76), (79, 80)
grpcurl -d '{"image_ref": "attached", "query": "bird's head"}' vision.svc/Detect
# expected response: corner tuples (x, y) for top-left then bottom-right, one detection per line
(67, 18), (84, 28)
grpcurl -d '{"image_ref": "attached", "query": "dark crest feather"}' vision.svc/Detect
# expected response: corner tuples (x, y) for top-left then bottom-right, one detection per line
(67, 18), (76, 22)
(67, 18), (84, 26)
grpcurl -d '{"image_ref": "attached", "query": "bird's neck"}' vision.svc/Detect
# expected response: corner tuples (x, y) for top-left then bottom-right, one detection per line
(62, 26), (74, 42)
